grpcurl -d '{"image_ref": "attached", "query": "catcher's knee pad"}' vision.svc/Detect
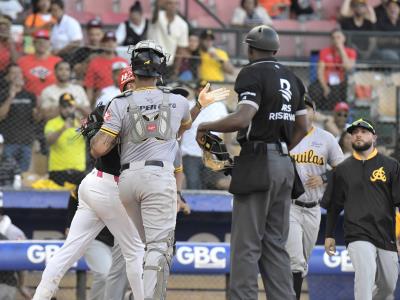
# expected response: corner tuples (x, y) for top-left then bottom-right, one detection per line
(143, 230), (175, 300)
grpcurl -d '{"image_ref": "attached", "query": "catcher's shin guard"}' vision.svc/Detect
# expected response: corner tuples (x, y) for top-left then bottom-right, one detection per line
(143, 230), (175, 300)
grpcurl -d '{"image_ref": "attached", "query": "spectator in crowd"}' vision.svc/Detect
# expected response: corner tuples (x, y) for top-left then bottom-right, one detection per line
(374, 0), (389, 20)
(116, 1), (148, 46)
(0, 134), (21, 188)
(0, 196), (31, 298)
(181, 80), (229, 189)
(198, 29), (234, 82)
(340, 0), (376, 60)
(0, 14), (17, 78)
(178, 31), (200, 81)
(309, 29), (356, 110)
(259, 0), (291, 19)
(50, 0), (83, 57)
(18, 29), (61, 97)
(95, 61), (129, 106)
(69, 18), (104, 85)
(373, 0), (400, 61)
(290, 0), (315, 20)
(44, 93), (86, 186)
(323, 101), (351, 139)
(340, 0), (377, 22)
(338, 131), (353, 158)
(231, 0), (273, 27)
(40, 61), (90, 120)
(148, 0), (189, 76)
(84, 31), (128, 105)
(0, 64), (38, 173)
(24, 0), (55, 37)
(0, 0), (23, 21)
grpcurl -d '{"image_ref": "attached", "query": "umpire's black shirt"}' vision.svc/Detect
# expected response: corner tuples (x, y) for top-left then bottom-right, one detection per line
(234, 57), (307, 145)
(325, 149), (400, 251)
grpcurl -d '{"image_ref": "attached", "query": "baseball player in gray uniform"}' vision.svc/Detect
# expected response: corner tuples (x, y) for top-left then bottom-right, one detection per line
(286, 96), (344, 299)
(90, 40), (192, 300)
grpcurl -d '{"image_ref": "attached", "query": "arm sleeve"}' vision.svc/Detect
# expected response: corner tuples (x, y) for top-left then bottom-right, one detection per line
(100, 99), (123, 137)
(180, 97), (191, 125)
(328, 134), (344, 167)
(324, 169), (345, 238)
(234, 67), (262, 111)
(391, 161), (400, 206)
(68, 19), (83, 42)
(295, 78), (307, 115)
(115, 23), (126, 45)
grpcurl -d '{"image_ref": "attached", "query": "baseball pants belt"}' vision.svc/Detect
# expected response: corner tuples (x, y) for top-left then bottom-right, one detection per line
(293, 200), (319, 208)
(121, 160), (165, 172)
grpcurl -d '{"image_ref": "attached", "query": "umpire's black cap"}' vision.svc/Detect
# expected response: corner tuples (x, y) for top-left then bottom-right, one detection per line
(346, 118), (376, 135)
(245, 25), (280, 52)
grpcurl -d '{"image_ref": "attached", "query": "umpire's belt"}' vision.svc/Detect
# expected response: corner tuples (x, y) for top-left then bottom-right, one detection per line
(293, 200), (319, 208)
(121, 160), (165, 172)
(243, 141), (289, 156)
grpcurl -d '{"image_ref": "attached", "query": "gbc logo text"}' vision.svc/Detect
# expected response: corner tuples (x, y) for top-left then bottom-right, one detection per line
(27, 244), (61, 264)
(323, 250), (354, 272)
(176, 246), (226, 269)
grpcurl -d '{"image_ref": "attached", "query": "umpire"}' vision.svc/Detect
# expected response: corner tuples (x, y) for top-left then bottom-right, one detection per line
(324, 118), (400, 300)
(196, 25), (307, 300)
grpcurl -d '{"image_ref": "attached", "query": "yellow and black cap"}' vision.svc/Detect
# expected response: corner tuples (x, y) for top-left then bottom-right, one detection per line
(59, 93), (76, 107)
(346, 118), (376, 134)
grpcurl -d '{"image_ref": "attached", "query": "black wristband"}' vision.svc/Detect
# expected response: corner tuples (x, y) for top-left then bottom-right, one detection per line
(195, 100), (202, 110)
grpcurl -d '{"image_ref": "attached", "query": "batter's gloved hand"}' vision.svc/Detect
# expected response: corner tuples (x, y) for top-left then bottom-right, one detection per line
(197, 83), (230, 108)
(324, 238), (336, 256)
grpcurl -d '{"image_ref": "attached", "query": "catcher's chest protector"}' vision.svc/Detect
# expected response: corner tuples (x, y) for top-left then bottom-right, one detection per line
(127, 90), (174, 143)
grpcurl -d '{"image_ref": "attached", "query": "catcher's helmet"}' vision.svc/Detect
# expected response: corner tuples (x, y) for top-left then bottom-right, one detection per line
(200, 132), (232, 172)
(245, 25), (280, 52)
(130, 40), (169, 77)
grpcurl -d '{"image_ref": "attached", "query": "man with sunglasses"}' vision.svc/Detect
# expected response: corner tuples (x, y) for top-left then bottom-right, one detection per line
(286, 96), (344, 300)
(324, 118), (400, 300)
(324, 101), (350, 139)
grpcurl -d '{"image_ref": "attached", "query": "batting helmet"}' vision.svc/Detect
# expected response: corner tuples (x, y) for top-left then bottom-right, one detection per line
(130, 40), (169, 77)
(118, 67), (135, 92)
(245, 25), (280, 52)
(200, 132), (232, 172)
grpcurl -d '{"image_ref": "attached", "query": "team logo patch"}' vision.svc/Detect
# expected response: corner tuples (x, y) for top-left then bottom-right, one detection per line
(104, 110), (112, 121)
(370, 167), (386, 182)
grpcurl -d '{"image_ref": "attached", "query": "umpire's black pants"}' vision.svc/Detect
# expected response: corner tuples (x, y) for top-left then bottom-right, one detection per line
(229, 150), (296, 300)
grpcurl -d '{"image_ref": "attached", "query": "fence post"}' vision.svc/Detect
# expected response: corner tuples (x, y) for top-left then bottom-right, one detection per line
(76, 270), (87, 300)
(225, 274), (230, 300)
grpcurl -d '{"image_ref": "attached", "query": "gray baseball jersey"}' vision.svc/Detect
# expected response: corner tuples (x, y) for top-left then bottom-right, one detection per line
(290, 126), (344, 202)
(101, 88), (190, 165)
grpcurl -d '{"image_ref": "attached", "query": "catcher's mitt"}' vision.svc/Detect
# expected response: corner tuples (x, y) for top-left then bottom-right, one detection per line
(80, 105), (105, 140)
(201, 132), (233, 173)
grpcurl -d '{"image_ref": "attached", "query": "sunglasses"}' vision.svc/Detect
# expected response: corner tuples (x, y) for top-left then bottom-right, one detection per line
(336, 112), (348, 117)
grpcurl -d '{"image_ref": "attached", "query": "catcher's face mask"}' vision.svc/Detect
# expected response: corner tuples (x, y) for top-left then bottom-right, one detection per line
(201, 132), (232, 172)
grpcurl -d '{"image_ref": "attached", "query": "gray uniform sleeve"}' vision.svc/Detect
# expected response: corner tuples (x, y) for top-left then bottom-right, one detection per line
(327, 133), (344, 167)
(180, 96), (191, 125)
(100, 98), (125, 138)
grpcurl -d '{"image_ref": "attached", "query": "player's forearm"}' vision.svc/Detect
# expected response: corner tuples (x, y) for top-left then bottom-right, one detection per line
(46, 128), (65, 145)
(325, 204), (342, 238)
(90, 131), (116, 158)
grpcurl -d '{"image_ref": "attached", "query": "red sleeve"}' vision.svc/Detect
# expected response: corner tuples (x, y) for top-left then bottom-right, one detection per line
(84, 59), (96, 88)
(319, 48), (329, 63)
(346, 48), (357, 60)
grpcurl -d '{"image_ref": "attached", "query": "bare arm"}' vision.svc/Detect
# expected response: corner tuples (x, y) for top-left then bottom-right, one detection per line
(289, 114), (307, 150)
(366, 4), (377, 23)
(173, 47), (186, 77)
(222, 60), (235, 75)
(86, 87), (95, 107)
(90, 131), (117, 158)
(54, 41), (81, 56)
(40, 107), (60, 121)
(46, 126), (66, 145)
(340, 0), (352, 17)
(337, 45), (355, 71)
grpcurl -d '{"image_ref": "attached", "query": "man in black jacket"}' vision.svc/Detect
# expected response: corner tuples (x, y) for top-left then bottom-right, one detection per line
(324, 118), (400, 300)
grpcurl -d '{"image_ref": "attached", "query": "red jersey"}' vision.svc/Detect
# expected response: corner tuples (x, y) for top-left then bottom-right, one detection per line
(319, 47), (357, 84)
(17, 54), (62, 96)
(84, 56), (128, 90)
(0, 42), (11, 73)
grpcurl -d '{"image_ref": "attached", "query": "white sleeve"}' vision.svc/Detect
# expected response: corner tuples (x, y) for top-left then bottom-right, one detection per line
(328, 134), (344, 167)
(177, 19), (189, 48)
(68, 18), (83, 42)
(76, 86), (90, 107)
(115, 23), (126, 45)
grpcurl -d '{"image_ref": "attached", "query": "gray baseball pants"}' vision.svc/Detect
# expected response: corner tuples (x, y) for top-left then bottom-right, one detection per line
(119, 161), (177, 300)
(229, 150), (296, 300)
(286, 204), (321, 276)
(84, 239), (113, 300)
(348, 240), (399, 300)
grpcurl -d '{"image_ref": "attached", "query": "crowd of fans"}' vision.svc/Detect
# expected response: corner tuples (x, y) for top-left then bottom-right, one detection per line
(0, 0), (398, 191)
